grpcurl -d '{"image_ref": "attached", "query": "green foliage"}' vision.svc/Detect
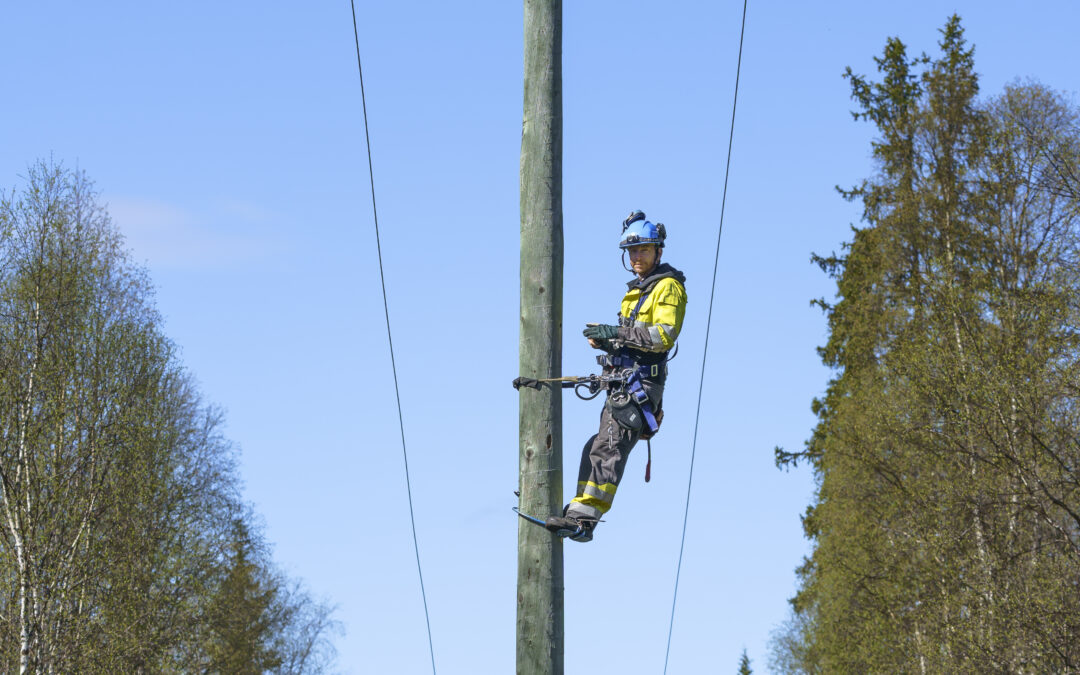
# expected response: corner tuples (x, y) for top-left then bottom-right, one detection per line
(206, 520), (284, 674)
(0, 160), (339, 672)
(737, 648), (752, 675)
(772, 16), (1080, 673)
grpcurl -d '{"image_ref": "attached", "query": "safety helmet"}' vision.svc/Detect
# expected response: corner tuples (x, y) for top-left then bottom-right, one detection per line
(619, 210), (666, 249)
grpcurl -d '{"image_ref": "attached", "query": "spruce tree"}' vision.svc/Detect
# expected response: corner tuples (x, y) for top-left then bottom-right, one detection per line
(737, 649), (752, 675)
(773, 16), (1080, 672)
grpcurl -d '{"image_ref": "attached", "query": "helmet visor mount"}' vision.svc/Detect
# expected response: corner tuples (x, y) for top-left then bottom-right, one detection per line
(619, 220), (664, 249)
(619, 211), (665, 265)
(619, 233), (661, 249)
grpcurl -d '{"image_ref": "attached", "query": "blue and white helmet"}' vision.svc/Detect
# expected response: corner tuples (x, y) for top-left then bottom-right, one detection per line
(619, 210), (666, 249)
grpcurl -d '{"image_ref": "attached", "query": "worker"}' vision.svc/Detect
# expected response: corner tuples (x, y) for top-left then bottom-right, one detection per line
(545, 210), (687, 542)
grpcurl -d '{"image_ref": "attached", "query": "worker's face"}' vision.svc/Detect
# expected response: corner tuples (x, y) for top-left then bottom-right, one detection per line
(628, 244), (660, 278)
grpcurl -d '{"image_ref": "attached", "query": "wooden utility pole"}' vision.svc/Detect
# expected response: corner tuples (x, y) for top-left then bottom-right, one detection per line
(517, 1), (563, 674)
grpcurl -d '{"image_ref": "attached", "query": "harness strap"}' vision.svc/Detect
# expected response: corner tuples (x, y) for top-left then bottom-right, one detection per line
(625, 369), (659, 434)
(619, 283), (654, 328)
(629, 286), (651, 322)
(617, 282), (674, 369)
(596, 353), (665, 377)
(592, 355), (661, 432)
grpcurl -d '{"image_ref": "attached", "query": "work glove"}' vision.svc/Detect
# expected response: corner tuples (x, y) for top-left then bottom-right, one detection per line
(583, 324), (619, 340)
(591, 338), (614, 352)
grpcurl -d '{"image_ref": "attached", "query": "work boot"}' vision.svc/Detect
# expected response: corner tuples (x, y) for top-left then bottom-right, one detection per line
(544, 509), (597, 543)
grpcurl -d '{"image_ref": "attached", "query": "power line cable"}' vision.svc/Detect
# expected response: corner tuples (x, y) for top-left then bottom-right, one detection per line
(349, 3), (437, 673)
(664, 1), (748, 672)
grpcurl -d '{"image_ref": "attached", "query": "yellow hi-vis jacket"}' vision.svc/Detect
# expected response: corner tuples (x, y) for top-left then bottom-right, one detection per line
(566, 264), (686, 520)
(613, 263), (687, 355)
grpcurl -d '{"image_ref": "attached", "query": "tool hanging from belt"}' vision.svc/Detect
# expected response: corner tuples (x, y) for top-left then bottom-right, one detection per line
(512, 370), (629, 400)
(593, 353), (661, 435)
(512, 281), (669, 481)
(511, 362), (661, 434)
(512, 357), (664, 482)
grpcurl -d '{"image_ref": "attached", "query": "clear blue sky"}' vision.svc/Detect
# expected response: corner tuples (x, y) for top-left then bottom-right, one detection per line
(3, 2), (1078, 673)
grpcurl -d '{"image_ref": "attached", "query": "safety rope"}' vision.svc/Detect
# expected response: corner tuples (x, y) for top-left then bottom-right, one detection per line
(664, 1), (748, 672)
(349, 3), (437, 673)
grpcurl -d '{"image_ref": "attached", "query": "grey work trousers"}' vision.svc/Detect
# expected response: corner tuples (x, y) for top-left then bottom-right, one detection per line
(565, 379), (663, 521)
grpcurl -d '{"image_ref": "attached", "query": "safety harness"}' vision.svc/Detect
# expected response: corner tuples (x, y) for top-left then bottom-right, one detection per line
(513, 279), (672, 481)
(602, 283), (664, 433)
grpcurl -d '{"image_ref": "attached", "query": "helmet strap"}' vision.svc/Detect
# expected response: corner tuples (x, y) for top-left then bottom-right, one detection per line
(622, 247), (661, 277)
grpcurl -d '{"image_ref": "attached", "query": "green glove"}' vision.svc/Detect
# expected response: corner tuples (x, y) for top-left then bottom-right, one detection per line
(583, 324), (619, 340)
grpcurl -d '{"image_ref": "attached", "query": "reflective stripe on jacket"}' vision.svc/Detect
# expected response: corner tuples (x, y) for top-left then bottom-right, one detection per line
(617, 275), (687, 352)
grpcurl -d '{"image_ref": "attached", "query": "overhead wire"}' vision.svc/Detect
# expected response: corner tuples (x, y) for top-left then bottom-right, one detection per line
(663, 1), (749, 672)
(349, 2), (437, 673)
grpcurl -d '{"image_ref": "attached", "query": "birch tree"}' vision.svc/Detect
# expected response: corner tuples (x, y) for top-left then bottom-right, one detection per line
(0, 161), (338, 672)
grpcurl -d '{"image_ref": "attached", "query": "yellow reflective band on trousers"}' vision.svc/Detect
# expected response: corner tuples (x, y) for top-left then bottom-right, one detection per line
(570, 481), (617, 514)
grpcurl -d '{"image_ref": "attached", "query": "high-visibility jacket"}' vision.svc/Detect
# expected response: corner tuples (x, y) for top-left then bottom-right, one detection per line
(565, 263), (686, 521)
(613, 263), (687, 360)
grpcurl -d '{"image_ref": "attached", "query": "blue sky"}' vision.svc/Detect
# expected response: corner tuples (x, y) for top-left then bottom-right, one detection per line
(3, 2), (1078, 673)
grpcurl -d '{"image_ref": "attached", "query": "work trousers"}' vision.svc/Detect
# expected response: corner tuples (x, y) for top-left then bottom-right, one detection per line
(565, 379), (663, 522)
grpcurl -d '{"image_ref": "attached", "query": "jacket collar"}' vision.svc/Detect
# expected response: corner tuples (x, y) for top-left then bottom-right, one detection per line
(627, 262), (686, 291)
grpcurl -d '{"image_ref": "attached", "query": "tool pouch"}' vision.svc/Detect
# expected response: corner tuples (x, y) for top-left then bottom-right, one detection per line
(607, 390), (644, 433)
